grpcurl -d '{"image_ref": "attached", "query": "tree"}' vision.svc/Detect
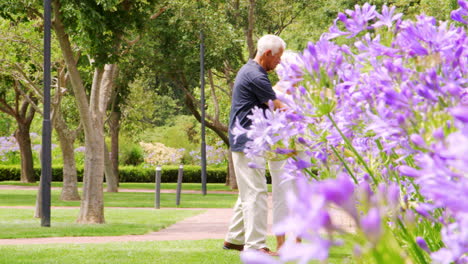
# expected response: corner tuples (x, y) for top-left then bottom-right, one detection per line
(53, 66), (81, 201)
(0, 19), (41, 183)
(0, 16), (83, 199)
(0, 77), (37, 183)
(50, 0), (162, 223)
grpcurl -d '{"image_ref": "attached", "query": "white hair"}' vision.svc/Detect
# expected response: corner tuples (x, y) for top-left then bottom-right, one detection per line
(256, 35), (286, 56)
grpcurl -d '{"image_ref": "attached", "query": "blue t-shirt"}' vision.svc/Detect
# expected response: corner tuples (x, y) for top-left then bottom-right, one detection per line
(229, 59), (277, 152)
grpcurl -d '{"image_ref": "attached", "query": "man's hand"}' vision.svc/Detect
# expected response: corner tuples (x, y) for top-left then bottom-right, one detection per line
(272, 99), (287, 111)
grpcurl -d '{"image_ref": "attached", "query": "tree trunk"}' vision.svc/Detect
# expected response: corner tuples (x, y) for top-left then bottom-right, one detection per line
(246, 0), (256, 58)
(52, 66), (81, 201)
(55, 125), (80, 201)
(78, 130), (105, 224)
(104, 143), (118, 192)
(227, 148), (238, 189)
(109, 110), (120, 187)
(14, 123), (35, 183)
(53, 0), (112, 223)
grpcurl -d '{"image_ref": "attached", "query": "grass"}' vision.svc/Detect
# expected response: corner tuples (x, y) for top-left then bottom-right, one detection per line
(0, 237), (352, 264)
(0, 240), (242, 264)
(0, 208), (203, 239)
(0, 189), (237, 208)
(0, 181), (240, 191)
(0, 181), (274, 192)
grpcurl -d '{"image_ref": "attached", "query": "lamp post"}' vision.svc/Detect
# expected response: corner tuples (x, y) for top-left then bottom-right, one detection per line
(40, 0), (52, 227)
(200, 30), (207, 196)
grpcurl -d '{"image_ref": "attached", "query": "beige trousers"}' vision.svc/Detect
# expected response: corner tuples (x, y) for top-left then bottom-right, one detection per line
(225, 151), (268, 250)
(269, 159), (292, 227)
(269, 152), (305, 227)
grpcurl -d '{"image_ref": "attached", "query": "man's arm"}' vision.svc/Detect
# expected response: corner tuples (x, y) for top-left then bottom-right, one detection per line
(252, 75), (286, 110)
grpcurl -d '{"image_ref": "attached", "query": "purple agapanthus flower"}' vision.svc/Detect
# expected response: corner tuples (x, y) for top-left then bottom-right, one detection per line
(372, 5), (403, 28)
(341, 3), (378, 37)
(360, 208), (382, 244)
(398, 165), (421, 178)
(410, 134), (427, 148)
(451, 0), (468, 24)
(241, 2), (468, 263)
(431, 214), (468, 264)
(240, 250), (281, 264)
(450, 106), (468, 123)
(416, 237), (431, 253)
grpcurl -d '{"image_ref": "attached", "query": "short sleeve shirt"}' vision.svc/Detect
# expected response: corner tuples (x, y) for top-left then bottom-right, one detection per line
(229, 59), (277, 152)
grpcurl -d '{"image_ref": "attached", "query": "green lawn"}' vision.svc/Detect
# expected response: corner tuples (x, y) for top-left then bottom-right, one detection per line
(0, 181), (274, 192)
(0, 181), (243, 192)
(0, 189), (237, 208)
(0, 240), (242, 264)
(0, 237), (352, 264)
(0, 208), (203, 239)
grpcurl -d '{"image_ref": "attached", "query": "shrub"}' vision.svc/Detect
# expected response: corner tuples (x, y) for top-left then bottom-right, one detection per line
(0, 165), (84, 182)
(189, 141), (227, 166)
(120, 144), (144, 166)
(139, 142), (184, 165)
(0, 136), (21, 165)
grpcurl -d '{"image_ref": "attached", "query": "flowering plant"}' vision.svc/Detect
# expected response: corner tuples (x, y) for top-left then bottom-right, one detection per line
(0, 136), (19, 162)
(139, 142), (184, 165)
(0, 134), (45, 164)
(238, 2), (468, 263)
(189, 141), (227, 165)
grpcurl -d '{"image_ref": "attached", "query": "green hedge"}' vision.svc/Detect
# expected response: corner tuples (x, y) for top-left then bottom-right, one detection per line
(0, 165), (220, 183)
(0, 165), (273, 183)
(119, 165), (228, 183)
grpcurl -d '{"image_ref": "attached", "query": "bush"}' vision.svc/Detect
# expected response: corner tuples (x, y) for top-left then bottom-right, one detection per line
(139, 142), (184, 165)
(120, 144), (144, 166)
(0, 165), (84, 182)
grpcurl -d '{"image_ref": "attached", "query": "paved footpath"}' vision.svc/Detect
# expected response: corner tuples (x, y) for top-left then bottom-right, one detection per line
(0, 186), (355, 245)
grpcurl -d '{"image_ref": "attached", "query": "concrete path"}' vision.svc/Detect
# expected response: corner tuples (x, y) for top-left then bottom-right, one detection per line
(0, 186), (355, 245)
(0, 208), (233, 245)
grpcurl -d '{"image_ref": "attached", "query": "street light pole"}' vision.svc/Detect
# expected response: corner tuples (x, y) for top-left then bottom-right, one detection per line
(200, 30), (207, 196)
(40, 0), (52, 227)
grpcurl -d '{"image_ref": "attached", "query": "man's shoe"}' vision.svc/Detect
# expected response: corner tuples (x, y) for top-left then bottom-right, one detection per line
(223, 241), (244, 251)
(258, 247), (279, 257)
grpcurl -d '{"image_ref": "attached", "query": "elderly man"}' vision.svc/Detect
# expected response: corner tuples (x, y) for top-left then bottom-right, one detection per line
(223, 35), (286, 256)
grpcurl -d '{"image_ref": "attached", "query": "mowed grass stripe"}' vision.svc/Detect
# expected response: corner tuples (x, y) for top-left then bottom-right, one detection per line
(0, 181), (241, 192)
(0, 208), (203, 239)
(0, 189), (237, 208)
(0, 238), (352, 264)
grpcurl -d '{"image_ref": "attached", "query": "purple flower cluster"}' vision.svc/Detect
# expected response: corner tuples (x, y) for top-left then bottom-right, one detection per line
(452, 0), (468, 25)
(241, 172), (402, 263)
(0, 136), (19, 161)
(238, 2), (468, 263)
(189, 141), (227, 165)
(32, 143), (57, 153)
(74, 146), (86, 153)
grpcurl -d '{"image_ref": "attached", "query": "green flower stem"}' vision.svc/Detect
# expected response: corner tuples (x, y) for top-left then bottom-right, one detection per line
(396, 218), (429, 264)
(330, 145), (358, 184)
(327, 113), (378, 185)
(375, 139), (403, 188)
(372, 247), (386, 264)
